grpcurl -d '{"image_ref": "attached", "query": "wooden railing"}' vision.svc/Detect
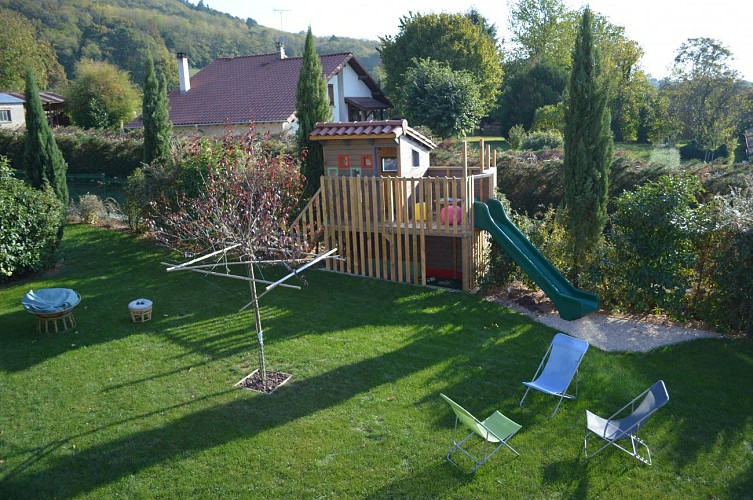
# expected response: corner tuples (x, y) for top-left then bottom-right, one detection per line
(290, 171), (495, 285)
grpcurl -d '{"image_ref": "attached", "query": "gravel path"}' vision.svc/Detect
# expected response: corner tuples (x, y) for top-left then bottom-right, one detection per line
(488, 296), (718, 352)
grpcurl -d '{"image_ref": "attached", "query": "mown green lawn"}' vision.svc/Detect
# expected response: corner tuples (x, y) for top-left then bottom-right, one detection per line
(1, 225), (751, 498)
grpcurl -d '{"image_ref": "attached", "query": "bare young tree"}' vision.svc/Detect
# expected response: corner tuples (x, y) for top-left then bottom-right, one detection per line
(152, 132), (330, 392)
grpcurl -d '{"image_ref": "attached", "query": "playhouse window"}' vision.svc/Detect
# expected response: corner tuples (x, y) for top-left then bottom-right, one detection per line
(0, 110), (10, 122)
(412, 150), (420, 168)
(381, 157), (398, 173)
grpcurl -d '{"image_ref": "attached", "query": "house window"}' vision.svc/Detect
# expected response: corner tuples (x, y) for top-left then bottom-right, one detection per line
(328, 84), (335, 106)
(412, 150), (420, 168)
(0, 110), (10, 122)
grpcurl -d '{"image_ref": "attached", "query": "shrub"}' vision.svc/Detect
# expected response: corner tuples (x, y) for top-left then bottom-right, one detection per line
(0, 156), (63, 280)
(521, 130), (564, 151)
(507, 124), (526, 150)
(496, 150), (563, 215)
(532, 103), (564, 133)
(77, 194), (106, 225)
(679, 140), (730, 163)
(700, 183), (753, 336)
(607, 174), (705, 316)
(126, 133), (299, 232)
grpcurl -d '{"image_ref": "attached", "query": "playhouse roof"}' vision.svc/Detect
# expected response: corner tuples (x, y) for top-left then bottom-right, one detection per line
(309, 120), (436, 150)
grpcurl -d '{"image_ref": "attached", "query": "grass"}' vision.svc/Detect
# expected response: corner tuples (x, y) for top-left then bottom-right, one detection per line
(1, 224), (752, 498)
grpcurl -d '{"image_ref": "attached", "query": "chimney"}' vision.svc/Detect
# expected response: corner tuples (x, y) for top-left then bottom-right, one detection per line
(177, 52), (190, 93)
(276, 37), (287, 60)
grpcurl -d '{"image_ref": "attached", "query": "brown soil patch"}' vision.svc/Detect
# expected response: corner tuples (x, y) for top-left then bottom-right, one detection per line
(236, 369), (292, 394)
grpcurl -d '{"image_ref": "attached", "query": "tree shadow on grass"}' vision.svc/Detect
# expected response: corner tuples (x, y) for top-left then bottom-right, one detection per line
(0, 320), (530, 497)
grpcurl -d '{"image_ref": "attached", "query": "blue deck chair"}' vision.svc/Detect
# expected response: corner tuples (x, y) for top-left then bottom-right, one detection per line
(520, 333), (589, 416)
(440, 393), (521, 473)
(584, 380), (669, 465)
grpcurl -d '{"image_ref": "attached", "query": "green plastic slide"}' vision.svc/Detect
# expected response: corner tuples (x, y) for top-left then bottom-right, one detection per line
(473, 199), (599, 321)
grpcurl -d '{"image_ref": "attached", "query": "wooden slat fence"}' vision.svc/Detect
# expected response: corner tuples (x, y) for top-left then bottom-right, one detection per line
(290, 171), (496, 290)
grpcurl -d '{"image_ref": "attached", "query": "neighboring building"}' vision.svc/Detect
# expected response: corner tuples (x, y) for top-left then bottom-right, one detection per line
(0, 91), (68, 129)
(128, 42), (391, 136)
(0, 93), (26, 130)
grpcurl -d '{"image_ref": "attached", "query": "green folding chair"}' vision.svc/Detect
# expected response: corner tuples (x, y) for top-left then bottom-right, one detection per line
(440, 393), (522, 473)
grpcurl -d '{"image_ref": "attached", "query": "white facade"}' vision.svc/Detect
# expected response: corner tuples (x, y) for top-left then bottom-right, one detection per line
(398, 136), (432, 178)
(329, 63), (376, 122)
(0, 94), (25, 130)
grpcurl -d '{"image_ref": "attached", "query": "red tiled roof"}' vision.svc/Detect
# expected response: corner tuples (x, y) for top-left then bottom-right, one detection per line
(309, 120), (436, 149)
(151, 52), (389, 127)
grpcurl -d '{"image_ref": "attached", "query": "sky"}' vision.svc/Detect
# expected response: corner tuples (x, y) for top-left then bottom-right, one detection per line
(193, 0), (752, 81)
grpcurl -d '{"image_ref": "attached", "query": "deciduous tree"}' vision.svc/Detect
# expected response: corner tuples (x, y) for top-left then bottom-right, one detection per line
(661, 38), (745, 160)
(497, 60), (567, 136)
(66, 59), (141, 129)
(396, 59), (485, 138)
(379, 12), (503, 116)
(151, 134), (306, 390)
(508, 0), (574, 64)
(0, 9), (65, 92)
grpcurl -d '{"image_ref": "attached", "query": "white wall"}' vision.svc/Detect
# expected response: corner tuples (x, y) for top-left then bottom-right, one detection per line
(398, 136), (431, 179)
(0, 104), (25, 130)
(328, 63), (375, 123)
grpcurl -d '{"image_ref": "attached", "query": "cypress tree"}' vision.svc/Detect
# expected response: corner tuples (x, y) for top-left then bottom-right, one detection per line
(562, 8), (613, 276)
(142, 58), (172, 165)
(295, 28), (331, 199)
(23, 67), (68, 206)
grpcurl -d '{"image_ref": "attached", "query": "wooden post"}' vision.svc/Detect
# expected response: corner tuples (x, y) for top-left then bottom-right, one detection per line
(479, 139), (484, 172)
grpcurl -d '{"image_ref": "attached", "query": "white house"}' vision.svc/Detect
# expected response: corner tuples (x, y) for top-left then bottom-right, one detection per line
(0, 93), (25, 130)
(127, 43), (391, 136)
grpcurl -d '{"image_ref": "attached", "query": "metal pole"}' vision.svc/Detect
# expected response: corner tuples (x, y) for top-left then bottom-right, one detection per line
(248, 263), (267, 386)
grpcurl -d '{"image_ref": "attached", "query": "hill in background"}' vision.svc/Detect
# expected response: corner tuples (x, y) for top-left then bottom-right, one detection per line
(1, 0), (381, 90)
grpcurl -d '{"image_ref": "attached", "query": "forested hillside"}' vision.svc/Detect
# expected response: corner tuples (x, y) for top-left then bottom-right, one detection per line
(0, 0), (381, 90)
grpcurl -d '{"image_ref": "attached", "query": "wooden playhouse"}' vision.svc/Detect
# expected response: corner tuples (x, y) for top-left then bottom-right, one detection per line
(291, 120), (497, 291)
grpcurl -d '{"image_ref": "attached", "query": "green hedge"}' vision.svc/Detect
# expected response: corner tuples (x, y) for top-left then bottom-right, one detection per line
(0, 127), (143, 178)
(496, 149), (753, 215)
(0, 157), (63, 281)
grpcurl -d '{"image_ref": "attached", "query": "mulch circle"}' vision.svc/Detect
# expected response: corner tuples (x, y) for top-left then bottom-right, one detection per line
(236, 369), (292, 394)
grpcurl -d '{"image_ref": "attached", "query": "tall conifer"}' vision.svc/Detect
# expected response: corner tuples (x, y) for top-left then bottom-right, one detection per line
(23, 67), (68, 206)
(142, 57), (172, 165)
(295, 28), (331, 199)
(562, 8), (613, 276)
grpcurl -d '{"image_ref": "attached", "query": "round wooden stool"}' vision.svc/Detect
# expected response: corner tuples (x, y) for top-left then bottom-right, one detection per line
(128, 298), (153, 322)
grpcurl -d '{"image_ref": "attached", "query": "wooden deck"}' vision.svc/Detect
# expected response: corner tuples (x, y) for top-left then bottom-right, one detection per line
(292, 165), (496, 291)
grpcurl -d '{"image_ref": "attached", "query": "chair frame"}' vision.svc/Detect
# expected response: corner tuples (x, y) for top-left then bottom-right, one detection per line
(584, 380), (669, 465)
(440, 394), (521, 473)
(520, 333), (589, 416)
